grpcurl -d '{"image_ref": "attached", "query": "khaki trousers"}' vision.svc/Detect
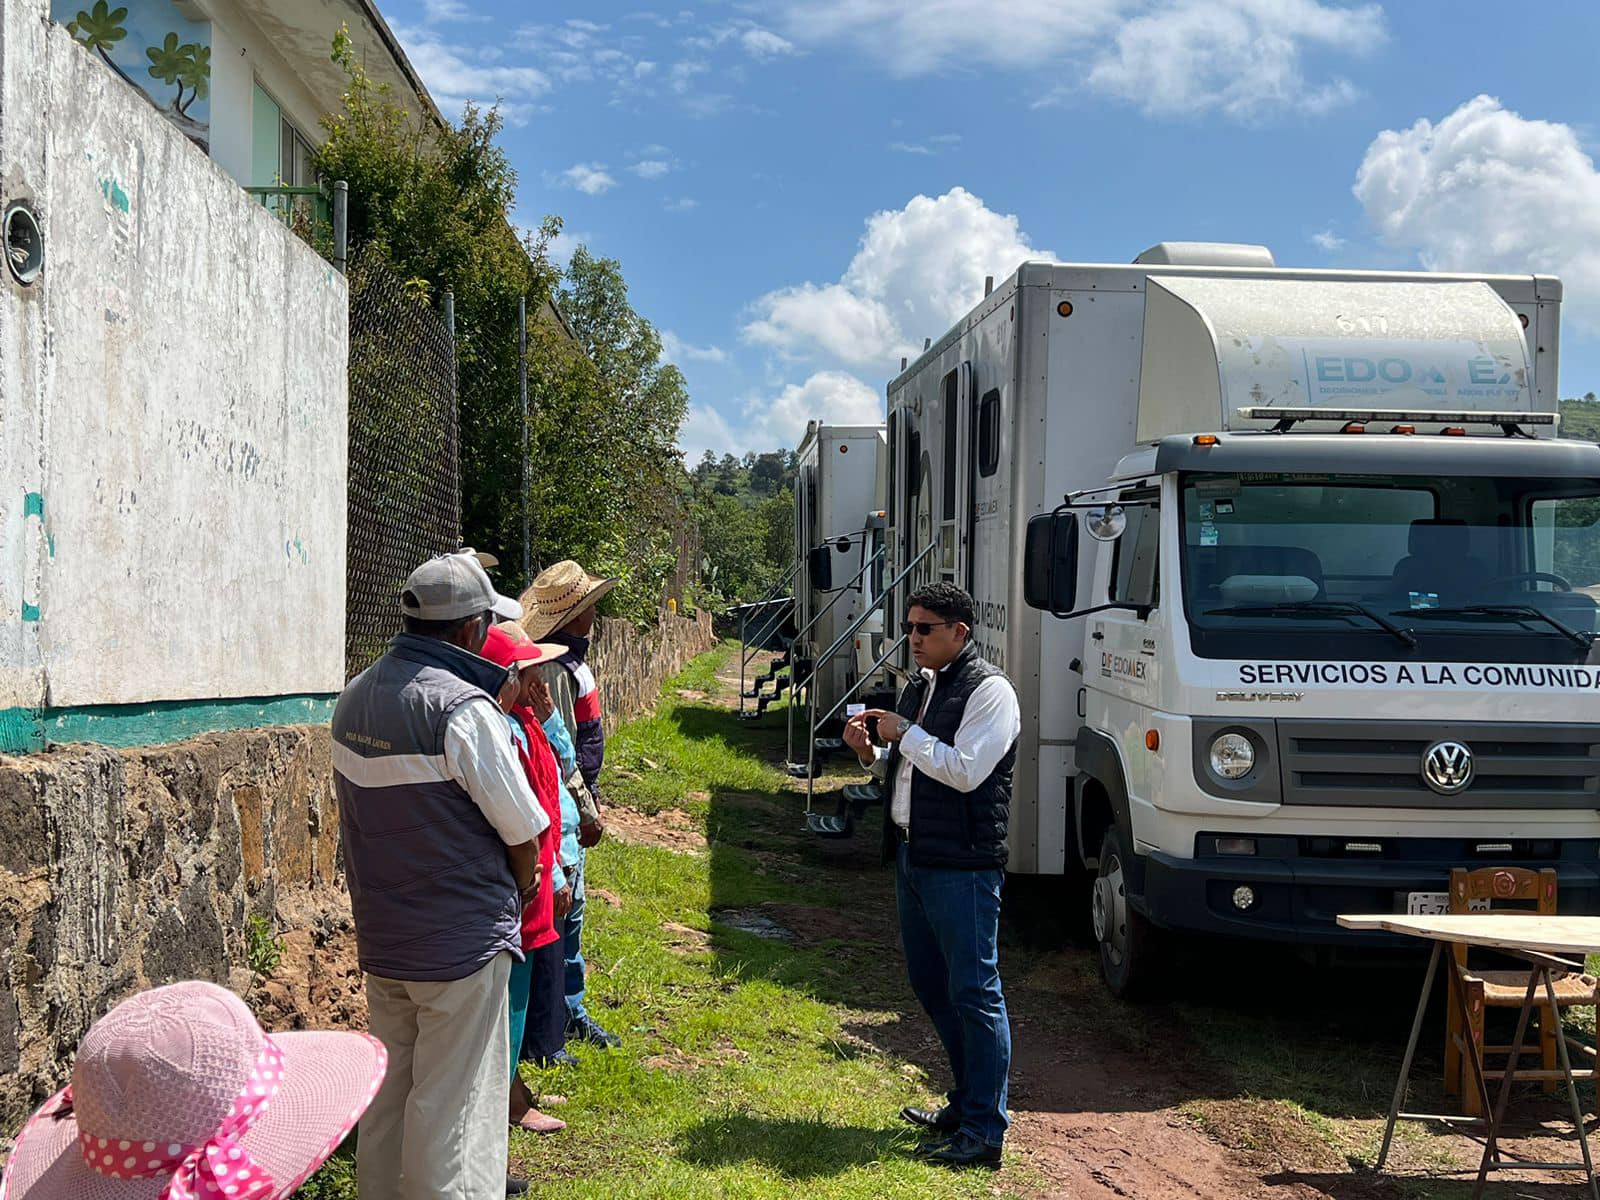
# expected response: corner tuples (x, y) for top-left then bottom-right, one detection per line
(358, 952), (513, 1200)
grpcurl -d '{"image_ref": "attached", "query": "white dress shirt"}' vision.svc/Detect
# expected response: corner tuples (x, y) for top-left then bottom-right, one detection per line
(442, 698), (551, 846)
(868, 666), (1022, 830)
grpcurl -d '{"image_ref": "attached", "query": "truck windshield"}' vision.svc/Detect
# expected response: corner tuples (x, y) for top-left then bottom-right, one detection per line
(1180, 471), (1600, 662)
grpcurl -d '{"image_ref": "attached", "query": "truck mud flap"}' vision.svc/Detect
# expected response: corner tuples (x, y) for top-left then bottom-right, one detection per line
(1074, 729), (1142, 892)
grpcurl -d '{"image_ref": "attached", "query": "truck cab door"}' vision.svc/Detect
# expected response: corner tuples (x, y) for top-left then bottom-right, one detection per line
(1086, 484), (1163, 812)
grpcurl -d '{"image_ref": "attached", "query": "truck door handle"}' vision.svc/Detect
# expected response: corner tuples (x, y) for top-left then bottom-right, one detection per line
(1091, 630), (1104, 642)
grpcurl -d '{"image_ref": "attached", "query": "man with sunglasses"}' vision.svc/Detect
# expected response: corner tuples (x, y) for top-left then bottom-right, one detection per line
(843, 581), (1020, 1170)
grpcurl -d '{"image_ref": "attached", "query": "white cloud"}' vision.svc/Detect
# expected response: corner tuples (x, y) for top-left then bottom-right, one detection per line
(562, 163), (618, 195)
(1311, 228), (1346, 252)
(743, 188), (1051, 370)
(889, 133), (961, 155)
(631, 158), (674, 179)
(546, 228), (593, 269)
(1085, 0), (1382, 120)
(681, 371), (883, 458)
(679, 404), (744, 460)
(1353, 95), (1600, 333)
(665, 196), (700, 212)
(662, 331), (729, 364)
(669, 60), (708, 93)
(767, 0), (1379, 120)
(420, 0), (489, 24)
(394, 26), (551, 124)
(740, 28), (797, 58)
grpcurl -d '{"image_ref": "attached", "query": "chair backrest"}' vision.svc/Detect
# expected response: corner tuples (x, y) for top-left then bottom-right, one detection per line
(1448, 866), (1558, 966)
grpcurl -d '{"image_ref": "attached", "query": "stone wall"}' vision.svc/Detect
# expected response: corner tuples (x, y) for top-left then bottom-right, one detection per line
(0, 724), (344, 1132)
(588, 608), (716, 732)
(0, 608), (716, 1131)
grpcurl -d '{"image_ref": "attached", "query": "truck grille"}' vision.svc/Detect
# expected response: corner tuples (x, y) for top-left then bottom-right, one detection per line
(1276, 721), (1600, 809)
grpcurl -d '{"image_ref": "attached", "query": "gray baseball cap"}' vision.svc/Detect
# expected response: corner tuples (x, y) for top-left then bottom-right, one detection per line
(401, 553), (524, 622)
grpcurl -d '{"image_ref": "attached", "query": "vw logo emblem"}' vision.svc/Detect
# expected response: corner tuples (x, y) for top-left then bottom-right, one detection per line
(1422, 740), (1474, 795)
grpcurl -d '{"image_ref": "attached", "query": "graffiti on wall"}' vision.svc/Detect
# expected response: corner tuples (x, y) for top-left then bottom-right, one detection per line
(56, 0), (210, 152)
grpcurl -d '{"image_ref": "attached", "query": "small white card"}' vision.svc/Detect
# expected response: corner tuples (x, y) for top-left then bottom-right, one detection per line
(846, 703), (866, 717)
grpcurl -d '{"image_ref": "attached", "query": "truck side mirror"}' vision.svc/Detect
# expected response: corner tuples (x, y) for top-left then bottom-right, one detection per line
(1023, 512), (1078, 614)
(808, 544), (834, 592)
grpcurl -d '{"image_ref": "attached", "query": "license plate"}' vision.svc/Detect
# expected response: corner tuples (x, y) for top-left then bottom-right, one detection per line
(1406, 891), (1489, 915)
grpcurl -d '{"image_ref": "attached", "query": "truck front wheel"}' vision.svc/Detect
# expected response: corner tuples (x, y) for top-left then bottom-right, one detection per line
(1092, 826), (1162, 999)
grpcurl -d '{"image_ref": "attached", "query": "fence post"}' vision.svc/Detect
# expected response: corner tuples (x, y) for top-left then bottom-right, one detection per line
(332, 180), (348, 275)
(444, 289), (460, 543)
(519, 294), (530, 584)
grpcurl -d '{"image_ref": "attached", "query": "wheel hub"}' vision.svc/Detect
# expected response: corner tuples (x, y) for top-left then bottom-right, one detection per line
(1093, 854), (1127, 966)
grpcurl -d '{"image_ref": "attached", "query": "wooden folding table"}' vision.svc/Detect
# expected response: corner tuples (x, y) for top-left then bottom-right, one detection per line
(1338, 913), (1600, 1199)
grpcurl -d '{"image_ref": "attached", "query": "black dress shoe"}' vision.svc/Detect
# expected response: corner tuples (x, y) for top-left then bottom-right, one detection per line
(912, 1133), (956, 1158)
(899, 1105), (959, 1133)
(506, 1177), (530, 1196)
(923, 1131), (1002, 1171)
(536, 1049), (580, 1069)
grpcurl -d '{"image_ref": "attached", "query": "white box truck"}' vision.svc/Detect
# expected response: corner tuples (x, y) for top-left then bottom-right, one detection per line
(883, 243), (1600, 995)
(793, 422), (890, 728)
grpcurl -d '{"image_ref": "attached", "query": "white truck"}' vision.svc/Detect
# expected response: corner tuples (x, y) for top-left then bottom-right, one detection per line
(883, 242), (1600, 995)
(793, 421), (891, 727)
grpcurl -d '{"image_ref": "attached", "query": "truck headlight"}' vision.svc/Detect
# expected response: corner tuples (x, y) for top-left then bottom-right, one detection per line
(1209, 733), (1255, 780)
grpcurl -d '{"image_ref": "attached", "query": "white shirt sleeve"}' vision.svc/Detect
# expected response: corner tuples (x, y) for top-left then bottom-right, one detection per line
(863, 745), (889, 780)
(897, 676), (1021, 795)
(443, 699), (551, 845)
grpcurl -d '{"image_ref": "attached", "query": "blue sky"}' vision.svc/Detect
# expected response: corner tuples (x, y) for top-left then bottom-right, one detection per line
(380, 1), (1600, 459)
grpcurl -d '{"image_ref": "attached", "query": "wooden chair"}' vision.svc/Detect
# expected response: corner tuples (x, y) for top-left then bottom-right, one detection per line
(1443, 866), (1599, 1117)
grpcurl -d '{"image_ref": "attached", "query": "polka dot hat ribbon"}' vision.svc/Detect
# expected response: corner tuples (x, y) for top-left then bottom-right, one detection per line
(74, 1036), (285, 1198)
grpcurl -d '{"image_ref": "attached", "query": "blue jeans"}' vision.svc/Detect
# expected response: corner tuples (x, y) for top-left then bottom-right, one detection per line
(562, 852), (590, 1026)
(895, 843), (1012, 1146)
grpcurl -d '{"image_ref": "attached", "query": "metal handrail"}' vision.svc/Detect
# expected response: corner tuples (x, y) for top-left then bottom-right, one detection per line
(790, 545), (885, 654)
(802, 632), (910, 821)
(784, 544), (885, 763)
(818, 633), (908, 728)
(737, 560), (800, 715)
(794, 540), (937, 697)
(796, 539), (939, 810)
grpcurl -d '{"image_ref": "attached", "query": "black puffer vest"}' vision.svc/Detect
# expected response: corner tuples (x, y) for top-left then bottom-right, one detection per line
(879, 644), (1016, 870)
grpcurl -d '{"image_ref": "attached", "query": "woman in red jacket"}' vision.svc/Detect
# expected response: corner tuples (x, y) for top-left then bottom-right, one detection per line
(483, 623), (568, 1135)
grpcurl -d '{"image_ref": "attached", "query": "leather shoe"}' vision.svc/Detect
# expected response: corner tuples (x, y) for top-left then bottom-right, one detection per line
(912, 1133), (956, 1158)
(536, 1049), (580, 1069)
(506, 1177), (530, 1196)
(923, 1131), (1002, 1171)
(900, 1105), (959, 1134)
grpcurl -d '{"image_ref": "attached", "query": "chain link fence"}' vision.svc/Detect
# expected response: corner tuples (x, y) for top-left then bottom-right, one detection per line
(345, 246), (461, 677)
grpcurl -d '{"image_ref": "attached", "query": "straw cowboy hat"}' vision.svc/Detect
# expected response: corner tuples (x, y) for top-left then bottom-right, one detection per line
(0, 981), (386, 1200)
(519, 561), (616, 641)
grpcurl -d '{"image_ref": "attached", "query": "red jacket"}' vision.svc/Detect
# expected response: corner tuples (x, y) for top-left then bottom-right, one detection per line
(509, 708), (564, 951)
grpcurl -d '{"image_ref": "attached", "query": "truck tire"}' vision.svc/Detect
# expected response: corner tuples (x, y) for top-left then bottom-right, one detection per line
(1092, 826), (1162, 999)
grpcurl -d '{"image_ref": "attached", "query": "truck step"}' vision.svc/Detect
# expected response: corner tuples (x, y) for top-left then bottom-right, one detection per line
(805, 811), (854, 839)
(785, 761), (819, 779)
(814, 737), (846, 754)
(842, 782), (884, 807)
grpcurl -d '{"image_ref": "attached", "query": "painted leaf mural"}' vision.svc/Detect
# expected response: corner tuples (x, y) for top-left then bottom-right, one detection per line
(55, 0), (210, 152)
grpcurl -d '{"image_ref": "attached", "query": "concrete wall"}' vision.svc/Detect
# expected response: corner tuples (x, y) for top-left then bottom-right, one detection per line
(0, 0), (348, 725)
(0, 724), (344, 1130)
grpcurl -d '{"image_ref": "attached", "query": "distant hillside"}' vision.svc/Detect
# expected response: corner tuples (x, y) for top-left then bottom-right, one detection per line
(1563, 396), (1600, 443)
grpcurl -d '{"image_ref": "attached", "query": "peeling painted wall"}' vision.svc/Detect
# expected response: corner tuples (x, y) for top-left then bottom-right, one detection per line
(0, 0), (348, 713)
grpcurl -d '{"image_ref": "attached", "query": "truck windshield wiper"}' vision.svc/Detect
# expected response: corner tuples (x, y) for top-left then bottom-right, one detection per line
(1203, 601), (1417, 647)
(1398, 605), (1596, 650)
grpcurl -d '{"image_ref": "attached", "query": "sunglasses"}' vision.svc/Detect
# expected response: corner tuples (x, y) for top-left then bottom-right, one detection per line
(901, 619), (958, 636)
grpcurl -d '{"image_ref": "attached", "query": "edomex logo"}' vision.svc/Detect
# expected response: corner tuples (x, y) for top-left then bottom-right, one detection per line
(1313, 356), (1512, 387)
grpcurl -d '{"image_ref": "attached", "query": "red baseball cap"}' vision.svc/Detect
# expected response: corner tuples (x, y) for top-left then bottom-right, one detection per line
(481, 623), (564, 670)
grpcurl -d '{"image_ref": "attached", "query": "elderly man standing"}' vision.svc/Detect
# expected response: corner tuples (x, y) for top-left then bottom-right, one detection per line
(333, 553), (550, 1200)
(844, 581), (1020, 1171)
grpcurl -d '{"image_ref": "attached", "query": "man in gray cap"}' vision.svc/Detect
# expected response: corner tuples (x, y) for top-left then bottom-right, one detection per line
(333, 552), (550, 1200)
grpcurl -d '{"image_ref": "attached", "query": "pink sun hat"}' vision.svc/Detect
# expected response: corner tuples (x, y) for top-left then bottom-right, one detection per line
(0, 981), (386, 1200)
